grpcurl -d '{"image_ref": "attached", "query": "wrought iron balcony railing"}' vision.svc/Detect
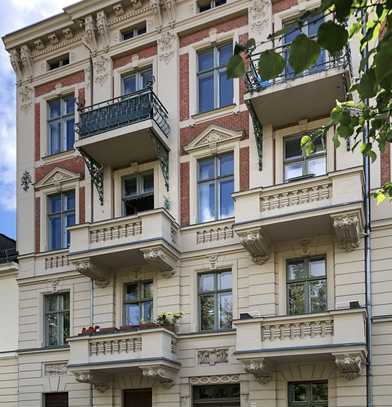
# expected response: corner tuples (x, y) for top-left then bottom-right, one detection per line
(245, 43), (352, 92)
(77, 87), (170, 139)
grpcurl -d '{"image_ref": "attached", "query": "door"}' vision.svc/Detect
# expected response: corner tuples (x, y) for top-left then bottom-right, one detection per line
(124, 389), (152, 407)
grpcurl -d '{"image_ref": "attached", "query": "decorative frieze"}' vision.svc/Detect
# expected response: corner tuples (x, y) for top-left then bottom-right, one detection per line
(190, 375), (240, 385)
(260, 183), (331, 212)
(261, 319), (334, 341)
(243, 359), (272, 384)
(198, 348), (229, 366)
(236, 228), (271, 264)
(333, 352), (365, 380)
(89, 219), (142, 243)
(196, 225), (234, 244)
(331, 212), (362, 251)
(89, 337), (142, 356)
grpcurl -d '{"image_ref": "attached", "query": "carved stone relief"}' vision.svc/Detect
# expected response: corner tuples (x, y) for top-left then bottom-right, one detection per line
(198, 348), (229, 365)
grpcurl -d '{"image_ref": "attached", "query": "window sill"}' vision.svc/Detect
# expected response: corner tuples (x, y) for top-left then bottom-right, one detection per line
(177, 329), (235, 338)
(41, 149), (76, 163)
(190, 104), (238, 123)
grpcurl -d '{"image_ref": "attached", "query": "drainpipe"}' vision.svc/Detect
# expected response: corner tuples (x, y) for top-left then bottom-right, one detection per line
(361, 9), (373, 407)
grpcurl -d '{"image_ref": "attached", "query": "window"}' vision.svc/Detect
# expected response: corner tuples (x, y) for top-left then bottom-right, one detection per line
(121, 67), (153, 95)
(284, 134), (326, 181)
(47, 191), (75, 250)
(197, 0), (226, 12)
(44, 393), (69, 407)
(197, 43), (233, 113)
(121, 21), (147, 41)
(47, 94), (75, 155)
(47, 54), (70, 71)
(44, 293), (70, 347)
(199, 270), (232, 331)
(288, 381), (328, 407)
(193, 384), (240, 407)
(197, 152), (234, 223)
(122, 171), (154, 216)
(287, 257), (327, 315)
(124, 281), (153, 325)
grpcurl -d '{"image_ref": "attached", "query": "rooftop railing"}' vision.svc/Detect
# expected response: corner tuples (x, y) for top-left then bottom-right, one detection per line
(77, 87), (170, 139)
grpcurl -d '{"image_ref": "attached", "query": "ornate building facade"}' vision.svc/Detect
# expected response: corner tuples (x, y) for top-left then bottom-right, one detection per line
(2, 0), (392, 406)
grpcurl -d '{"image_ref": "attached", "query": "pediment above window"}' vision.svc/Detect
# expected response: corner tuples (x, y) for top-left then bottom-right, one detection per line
(35, 167), (81, 190)
(184, 125), (243, 153)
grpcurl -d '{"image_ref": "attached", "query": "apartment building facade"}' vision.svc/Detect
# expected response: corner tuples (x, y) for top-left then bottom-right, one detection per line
(2, 0), (392, 406)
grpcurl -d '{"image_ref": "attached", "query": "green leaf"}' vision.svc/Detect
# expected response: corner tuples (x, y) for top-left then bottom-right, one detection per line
(289, 34), (320, 74)
(374, 41), (392, 84)
(358, 69), (378, 99)
(246, 38), (256, 51)
(258, 50), (285, 80)
(375, 190), (386, 205)
(233, 43), (246, 55)
(334, 0), (353, 23)
(349, 21), (362, 38)
(226, 54), (245, 78)
(318, 21), (348, 57)
(301, 135), (314, 155)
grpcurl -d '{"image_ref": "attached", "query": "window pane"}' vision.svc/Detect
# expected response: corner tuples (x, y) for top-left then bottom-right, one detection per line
(308, 156), (326, 177)
(219, 70), (233, 107)
(312, 382), (328, 401)
(198, 49), (214, 71)
(219, 43), (232, 66)
(125, 284), (138, 302)
(218, 271), (232, 290)
(310, 258), (326, 278)
(291, 383), (307, 401)
(50, 216), (62, 250)
(143, 300), (153, 322)
(46, 295), (58, 312)
(200, 294), (215, 330)
(63, 293), (70, 310)
(198, 74), (214, 113)
(123, 176), (137, 196)
(66, 118), (75, 150)
(122, 75), (137, 94)
(219, 153), (234, 177)
(198, 182), (215, 222)
(143, 282), (153, 299)
(285, 137), (302, 159)
(63, 311), (70, 343)
(64, 96), (75, 114)
(285, 162), (304, 180)
(65, 214), (75, 246)
(47, 313), (59, 346)
(49, 195), (62, 214)
(65, 191), (75, 210)
(288, 283), (305, 315)
(198, 158), (215, 181)
(142, 173), (154, 193)
(199, 273), (215, 292)
(218, 292), (232, 329)
(287, 260), (306, 281)
(49, 99), (61, 119)
(49, 122), (61, 154)
(141, 69), (153, 88)
(219, 179), (234, 219)
(313, 135), (326, 153)
(310, 280), (327, 313)
(126, 304), (141, 325)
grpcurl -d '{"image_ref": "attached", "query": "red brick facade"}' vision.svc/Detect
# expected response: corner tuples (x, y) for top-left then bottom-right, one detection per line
(34, 71), (85, 98)
(35, 197), (40, 253)
(180, 54), (190, 121)
(381, 143), (391, 185)
(180, 111), (249, 152)
(240, 146), (250, 191)
(34, 103), (41, 161)
(179, 15), (248, 48)
(79, 186), (86, 224)
(272, 0), (298, 14)
(180, 162), (190, 226)
(112, 44), (157, 70)
(35, 157), (85, 183)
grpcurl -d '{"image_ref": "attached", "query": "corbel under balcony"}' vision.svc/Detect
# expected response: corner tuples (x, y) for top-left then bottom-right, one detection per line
(72, 258), (110, 288)
(330, 211), (363, 251)
(73, 371), (111, 393)
(242, 359), (272, 384)
(141, 246), (177, 277)
(141, 365), (177, 388)
(236, 227), (271, 264)
(333, 351), (366, 380)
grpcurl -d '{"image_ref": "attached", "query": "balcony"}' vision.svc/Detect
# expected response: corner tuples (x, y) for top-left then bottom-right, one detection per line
(68, 209), (179, 286)
(68, 327), (179, 390)
(75, 87), (170, 169)
(233, 167), (364, 262)
(245, 45), (351, 127)
(233, 309), (367, 383)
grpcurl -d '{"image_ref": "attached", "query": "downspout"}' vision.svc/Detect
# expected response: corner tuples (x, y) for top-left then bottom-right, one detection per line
(89, 54), (94, 223)
(361, 9), (373, 407)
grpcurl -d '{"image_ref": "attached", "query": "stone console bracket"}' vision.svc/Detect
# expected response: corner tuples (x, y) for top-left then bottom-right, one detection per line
(236, 227), (271, 265)
(333, 351), (366, 380)
(72, 258), (110, 288)
(242, 359), (272, 384)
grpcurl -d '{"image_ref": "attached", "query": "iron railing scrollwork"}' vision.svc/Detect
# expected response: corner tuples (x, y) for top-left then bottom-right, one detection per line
(79, 150), (104, 206)
(246, 99), (263, 171)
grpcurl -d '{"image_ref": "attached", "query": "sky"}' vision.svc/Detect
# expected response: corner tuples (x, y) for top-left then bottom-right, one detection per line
(0, 0), (78, 239)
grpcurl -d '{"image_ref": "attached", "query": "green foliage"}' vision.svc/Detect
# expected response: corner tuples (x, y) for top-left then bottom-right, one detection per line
(227, 0), (392, 203)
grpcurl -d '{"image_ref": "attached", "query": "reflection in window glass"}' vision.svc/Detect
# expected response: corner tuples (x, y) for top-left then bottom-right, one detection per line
(124, 281), (153, 325)
(44, 292), (70, 347)
(193, 384), (240, 407)
(122, 171), (154, 216)
(288, 381), (328, 407)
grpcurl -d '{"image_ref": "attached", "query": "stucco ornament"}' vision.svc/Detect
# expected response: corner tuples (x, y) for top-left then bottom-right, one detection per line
(158, 30), (177, 64)
(20, 45), (33, 78)
(243, 359), (272, 384)
(198, 348), (229, 365)
(10, 49), (22, 79)
(249, 0), (271, 35)
(19, 83), (33, 111)
(93, 54), (110, 86)
(96, 10), (110, 50)
(334, 352), (364, 380)
(21, 170), (33, 192)
(82, 15), (97, 55)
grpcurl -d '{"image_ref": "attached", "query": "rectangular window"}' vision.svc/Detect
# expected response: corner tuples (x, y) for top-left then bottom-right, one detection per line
(122, 171), (154, 216)
(121, 21), (147, 41)
(47, 54), (70, 71)
(288, 381), (328, 407)
(199, 270), (232, 331)
(197, 152), (234, 223)
(197, 43), (233, 113)
(197, 0), (226, 12)
(124, 281), (153, 325)
(47, 190), (75, 250)
(47, 94), (75, 155)
(287, 257), (327, 315)
(284, 134), (326, 182)
(193, 384), (240, 406)
(121, 67), (153, 95)
(44, 392), (69, 407)
(44, 293), (70, 347)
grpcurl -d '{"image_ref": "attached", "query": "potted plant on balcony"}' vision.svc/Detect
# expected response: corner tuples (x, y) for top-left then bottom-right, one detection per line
(156, 312), (183, 333)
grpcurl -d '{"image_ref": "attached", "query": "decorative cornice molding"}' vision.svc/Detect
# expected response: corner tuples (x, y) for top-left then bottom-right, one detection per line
(72, 258), (110, 288)
(333, 352), (365, 380)
(236, 227), (271, 264)
(243, 359), (272, 384)
(331, 211), (362, 251)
